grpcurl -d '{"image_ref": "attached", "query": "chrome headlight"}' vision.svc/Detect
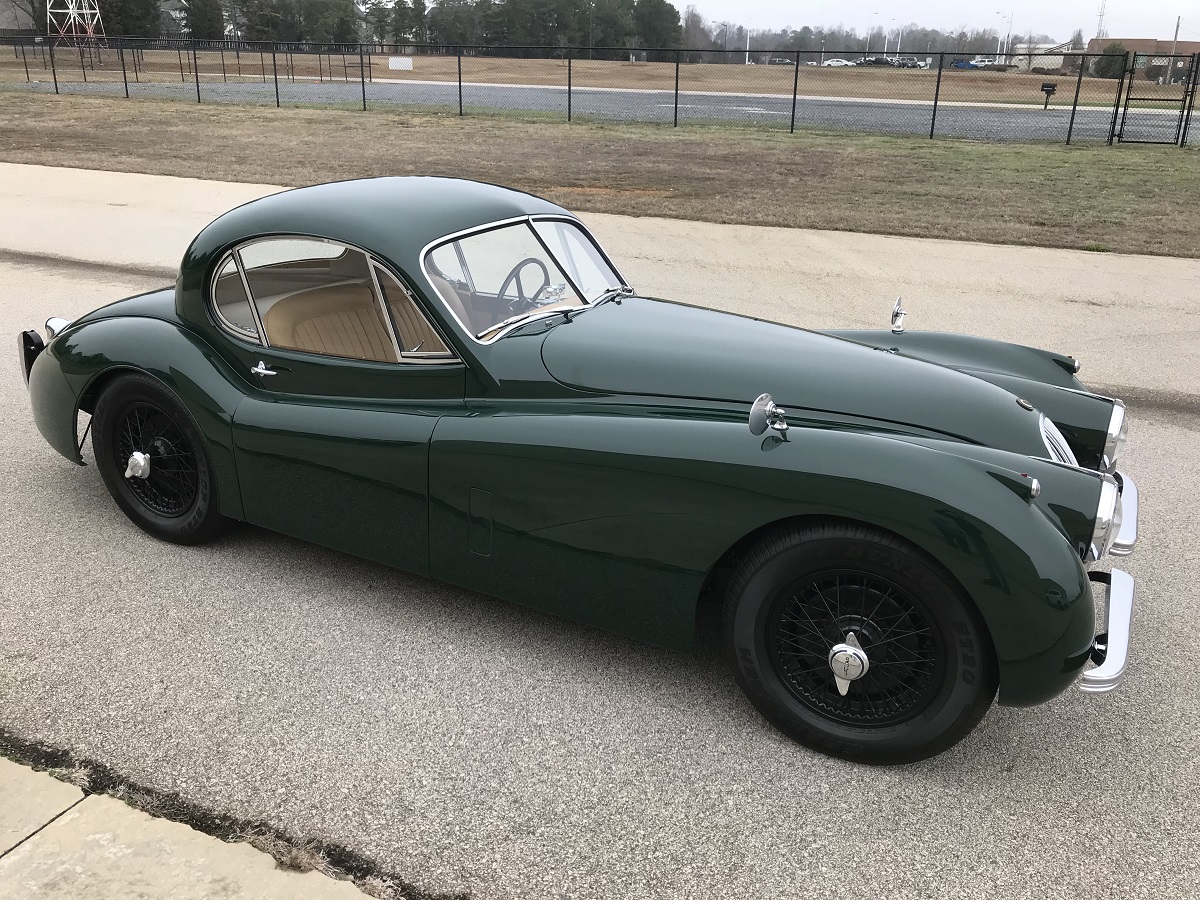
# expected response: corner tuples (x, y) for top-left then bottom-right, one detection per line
(1088, 474), (1123, 561)
(1102, 400), (1127, 472)
(45, 317), (71, 341)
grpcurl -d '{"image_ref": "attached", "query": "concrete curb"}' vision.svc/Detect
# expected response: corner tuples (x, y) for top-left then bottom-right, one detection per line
(0, 757), (363, 900)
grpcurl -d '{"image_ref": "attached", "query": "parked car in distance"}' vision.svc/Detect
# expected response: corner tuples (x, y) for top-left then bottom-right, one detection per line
(856, 56), (897, 66)
(767, 57), (793, 65)
(895, 56), (922, 68)
(951, 58), (979, 69)
(822, 58), (855, 67)
(19, 177), (1139, 766)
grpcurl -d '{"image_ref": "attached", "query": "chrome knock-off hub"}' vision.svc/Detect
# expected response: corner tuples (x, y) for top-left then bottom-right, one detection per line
(828, 632), (870, 697)
(124, 451), (151, 480)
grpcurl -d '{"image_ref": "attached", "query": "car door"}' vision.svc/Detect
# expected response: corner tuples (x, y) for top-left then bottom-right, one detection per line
(211, 237), (465, 575)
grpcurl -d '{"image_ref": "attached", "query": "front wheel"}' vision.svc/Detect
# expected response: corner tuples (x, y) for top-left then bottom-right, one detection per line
(724, 522), (997, 764)
(92, 372), (229, 545)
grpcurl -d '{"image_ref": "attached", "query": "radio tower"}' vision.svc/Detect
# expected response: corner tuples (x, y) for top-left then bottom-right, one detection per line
(47, 0), (106, 44)
(1094, 0), (1107, 38)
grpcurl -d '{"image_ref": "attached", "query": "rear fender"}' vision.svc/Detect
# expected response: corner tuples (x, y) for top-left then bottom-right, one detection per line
(32, 317), (248, 520)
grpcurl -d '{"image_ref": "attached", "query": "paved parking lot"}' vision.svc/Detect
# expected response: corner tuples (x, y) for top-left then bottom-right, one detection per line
(2, 164), (1198, 898)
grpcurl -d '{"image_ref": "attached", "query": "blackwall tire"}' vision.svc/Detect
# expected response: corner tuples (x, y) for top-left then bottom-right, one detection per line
(91, 372), (229, 546)
(724, 521), (998, 764)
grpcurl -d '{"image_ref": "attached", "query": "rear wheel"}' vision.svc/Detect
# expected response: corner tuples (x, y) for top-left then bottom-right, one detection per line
(724, 522), (997, 764)
(92, 373), (228, 545)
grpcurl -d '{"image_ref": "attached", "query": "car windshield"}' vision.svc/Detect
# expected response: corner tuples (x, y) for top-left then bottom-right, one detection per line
(424, 219), (624, 340)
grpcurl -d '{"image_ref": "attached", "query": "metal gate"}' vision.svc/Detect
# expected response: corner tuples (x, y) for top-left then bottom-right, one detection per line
(1111, 52), (1199, 146)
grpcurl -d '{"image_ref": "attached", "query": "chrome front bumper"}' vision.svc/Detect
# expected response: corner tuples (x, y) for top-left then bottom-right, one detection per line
(1079, 471), (1138, 693)
(1079, 569), (1134, 693)
(1109, 470), (1138, 556)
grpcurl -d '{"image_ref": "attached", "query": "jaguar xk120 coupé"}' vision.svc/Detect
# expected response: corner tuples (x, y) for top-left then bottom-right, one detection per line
(19, 177), (1137, 763)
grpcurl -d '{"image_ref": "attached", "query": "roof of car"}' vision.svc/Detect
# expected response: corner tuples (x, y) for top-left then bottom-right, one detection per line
(175, 176), (571, 327)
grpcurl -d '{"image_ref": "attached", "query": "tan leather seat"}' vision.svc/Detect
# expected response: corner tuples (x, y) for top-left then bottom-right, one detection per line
(387, 296), (448, 354)
(263, 281), (399, 363)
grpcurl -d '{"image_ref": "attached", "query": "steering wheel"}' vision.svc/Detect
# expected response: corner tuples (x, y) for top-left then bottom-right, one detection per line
(498, 258), (551, 314)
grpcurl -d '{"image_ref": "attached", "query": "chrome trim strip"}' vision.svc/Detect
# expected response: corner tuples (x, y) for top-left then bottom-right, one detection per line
(1102, 400), (1127, 472)
(1110, 471), (1138, 556)
(44, 317), (72, 339)
(1079, 569), (1134, 693)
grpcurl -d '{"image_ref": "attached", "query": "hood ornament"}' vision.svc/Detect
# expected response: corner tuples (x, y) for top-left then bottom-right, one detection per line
(890, 297), (907, 334)
(749, 393), (789, 437)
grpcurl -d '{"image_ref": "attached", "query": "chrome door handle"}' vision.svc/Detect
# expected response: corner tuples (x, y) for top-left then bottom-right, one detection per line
(250, 361), (276, 376)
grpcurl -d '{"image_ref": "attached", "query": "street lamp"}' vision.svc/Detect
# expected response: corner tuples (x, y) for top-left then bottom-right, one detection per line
(996, 11), (1013, 61)
(717, 21), (733, 54)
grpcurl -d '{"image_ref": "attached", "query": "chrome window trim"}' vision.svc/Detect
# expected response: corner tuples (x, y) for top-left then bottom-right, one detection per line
(419, 214), (632, 346)
(370, 262), (460, 365)
(211, 235), (462, 367)
(365, 259), (406, 362)
(208, 251), (265, 346)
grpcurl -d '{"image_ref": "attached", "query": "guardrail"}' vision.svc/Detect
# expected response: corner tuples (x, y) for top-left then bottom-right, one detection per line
(2, 38), (1195, 147)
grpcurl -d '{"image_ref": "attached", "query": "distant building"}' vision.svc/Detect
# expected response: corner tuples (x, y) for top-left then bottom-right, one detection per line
(1086, 37), (1200, 83)
(1086, 37), (1200, 57)
(1010, 41), (1072, 71)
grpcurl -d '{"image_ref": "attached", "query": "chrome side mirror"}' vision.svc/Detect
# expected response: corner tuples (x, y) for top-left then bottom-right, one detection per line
(749, 393), (788, 436)
(890, 297), (906, 334)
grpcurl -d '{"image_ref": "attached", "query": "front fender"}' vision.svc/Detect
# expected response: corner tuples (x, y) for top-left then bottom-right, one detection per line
(719, 425), (1096, 707)
(31, 317), (248, 520)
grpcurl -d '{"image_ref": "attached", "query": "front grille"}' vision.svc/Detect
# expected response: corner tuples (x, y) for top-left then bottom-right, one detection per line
(1041, 415), (1079, 466)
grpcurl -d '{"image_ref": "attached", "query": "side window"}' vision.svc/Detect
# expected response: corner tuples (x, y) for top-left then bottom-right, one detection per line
(212, 255), (261, 342)
(373, 265), (453, 359)
(236, 239), (399, 364)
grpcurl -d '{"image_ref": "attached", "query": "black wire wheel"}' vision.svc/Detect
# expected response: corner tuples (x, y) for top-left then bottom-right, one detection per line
(112, 402), (198, 517)
(92, 372), (229, 545)
(725, 522), (997, 764)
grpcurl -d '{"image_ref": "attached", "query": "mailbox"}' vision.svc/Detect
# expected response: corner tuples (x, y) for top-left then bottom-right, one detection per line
(1041, 82), (1057, 109)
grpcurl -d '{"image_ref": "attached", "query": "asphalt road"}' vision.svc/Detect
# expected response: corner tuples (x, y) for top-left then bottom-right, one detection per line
(8, 77), (1134, 143)
(2, 165), (1200, 898)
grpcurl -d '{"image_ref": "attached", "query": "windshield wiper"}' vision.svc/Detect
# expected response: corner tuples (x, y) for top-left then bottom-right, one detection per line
(476, 312), (535, 340)
(592, 286), (635, 307)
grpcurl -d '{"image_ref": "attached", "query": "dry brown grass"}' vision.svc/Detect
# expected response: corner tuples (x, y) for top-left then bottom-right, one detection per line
(0, 92), (1196, 257)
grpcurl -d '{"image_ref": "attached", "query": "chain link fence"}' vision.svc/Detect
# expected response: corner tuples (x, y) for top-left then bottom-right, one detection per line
(3, 38), (1196, 147)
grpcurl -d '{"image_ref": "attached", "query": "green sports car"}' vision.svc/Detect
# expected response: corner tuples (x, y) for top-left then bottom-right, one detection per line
(18, 177), (1137, 763)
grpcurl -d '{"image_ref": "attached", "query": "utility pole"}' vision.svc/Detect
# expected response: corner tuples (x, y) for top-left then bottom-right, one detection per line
(1171, 15), (1180, 57)
(745, 31), (750, 64)
(1095, 0), (1107, 39)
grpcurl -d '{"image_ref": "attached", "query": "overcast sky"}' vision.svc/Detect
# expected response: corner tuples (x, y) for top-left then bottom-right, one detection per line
(693, 0), (1194, 45)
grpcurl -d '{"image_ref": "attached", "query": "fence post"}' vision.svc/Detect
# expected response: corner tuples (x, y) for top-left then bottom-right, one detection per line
(193, 41), (201, 103)
(457, 46), (463, 115)
(359, 44), (367, 111)
(1065, 54), (1085, 145)
(119, 43), (129, 98)
(220, 47), (226, 83)
(78, 46), (87, 83)
(178, 48), (185, 83)
(929, 53), (944, 138)
(1107, 52), (1131, 145)
(1180, 54), (1198, 146)
(567, 49), (572, 122)
(789, 52), (799, 133)
(673, 49), (680, 127)
(19, 41), (29, 82)
(272, 45), (280, 108)
(49, 42), (58, 94)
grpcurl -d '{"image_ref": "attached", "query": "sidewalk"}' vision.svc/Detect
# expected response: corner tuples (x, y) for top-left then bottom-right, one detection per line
(0, 757), (361, 899)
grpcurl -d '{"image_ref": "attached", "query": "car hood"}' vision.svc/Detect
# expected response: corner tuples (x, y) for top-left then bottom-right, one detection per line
(540, 297), (1048, 456)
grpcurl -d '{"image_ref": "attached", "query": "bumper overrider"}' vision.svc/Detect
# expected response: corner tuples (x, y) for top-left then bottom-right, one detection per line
(1079, 469), (1138, 693)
